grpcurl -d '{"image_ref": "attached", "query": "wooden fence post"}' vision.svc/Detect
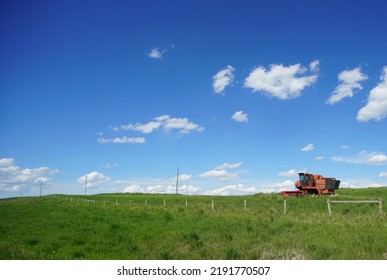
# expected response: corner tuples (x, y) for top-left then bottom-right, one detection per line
(164, 199), (166, 207)
(379, 198), (383, 215)
(244, 200), (247, 211)
(327, 199), (332, 215)
(186, 198), (188, 207)
(211, 199), (214, 210)
(284, 200), (287, 215)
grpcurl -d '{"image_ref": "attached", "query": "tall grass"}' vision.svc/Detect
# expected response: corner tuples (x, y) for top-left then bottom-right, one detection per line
(0, 188), (386, 260)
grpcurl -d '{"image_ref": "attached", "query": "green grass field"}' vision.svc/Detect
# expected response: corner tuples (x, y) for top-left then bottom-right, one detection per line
(0, 188), (386, 260)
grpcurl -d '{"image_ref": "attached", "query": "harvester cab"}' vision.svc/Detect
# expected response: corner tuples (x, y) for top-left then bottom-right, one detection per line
(282, 172), (340, 196)
(298, 173), (311, 188)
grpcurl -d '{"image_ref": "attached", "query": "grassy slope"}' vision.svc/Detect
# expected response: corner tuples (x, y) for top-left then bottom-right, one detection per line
(0, 188), (386, 260)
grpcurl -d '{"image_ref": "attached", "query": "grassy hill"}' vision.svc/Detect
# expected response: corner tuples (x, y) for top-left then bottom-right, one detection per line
(0, 187), (386, 260)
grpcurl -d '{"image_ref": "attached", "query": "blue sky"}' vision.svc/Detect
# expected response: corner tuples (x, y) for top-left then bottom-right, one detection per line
(1, 0), (387, 198)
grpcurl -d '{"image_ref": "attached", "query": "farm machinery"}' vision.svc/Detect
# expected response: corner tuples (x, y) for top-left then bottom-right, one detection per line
(281, 172), (340, 196)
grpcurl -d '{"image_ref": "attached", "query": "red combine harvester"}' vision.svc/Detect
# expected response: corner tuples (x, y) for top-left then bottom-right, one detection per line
(282, 172), (340, 196)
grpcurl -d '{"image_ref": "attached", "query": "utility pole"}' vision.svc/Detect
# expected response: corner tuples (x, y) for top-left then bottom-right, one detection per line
(175, 165), (179, 195)
(39, 181), (43, 197)
(84, 174), (88, 196)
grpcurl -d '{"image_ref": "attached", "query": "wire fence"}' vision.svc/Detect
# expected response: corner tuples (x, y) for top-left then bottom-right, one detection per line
(55, 195), (384, 215)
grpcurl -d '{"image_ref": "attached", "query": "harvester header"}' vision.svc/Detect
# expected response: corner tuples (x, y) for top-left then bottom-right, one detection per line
(281, 172), (340, 196)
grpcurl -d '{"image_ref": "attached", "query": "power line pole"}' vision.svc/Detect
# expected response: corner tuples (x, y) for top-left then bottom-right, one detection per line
(84, 174), (88, 196)
(175, 165), (179, 195)
(39, 181), (43, 197)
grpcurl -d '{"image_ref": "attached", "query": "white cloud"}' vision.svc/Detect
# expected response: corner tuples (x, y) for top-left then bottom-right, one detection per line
(109, 125), (120, 132)
(261, 180), (295, 193)
(123, 184), (143, 193)
(123, 182), (199, 194)
(278, 169), (307, 177)
(331, 151), (387, 165)
(231, 111), (248, 123)
(367, 154), (387, 163)
(77, 171), (110, 188)
(147, 47), (167, 59)
(121, 121), (162, 134)
(97, 136), (146, 144)
(339, 180), (383, 189)
(327, 67), (368, 105)
(315, 156), (325, 160)
(199, 162), (242, 181)
(178, 184), (200, 193)
(120, 115), (204, 137)
(205, 184), (256, 196)
(147, 184), (199, 194)
(0, 158), (15, 167)
(309, 60), (320, 72)
(357, 66), (387, 122)
(0, 158), (59, 194)
(172, 174), (192, 182)
(163, 117), (204, 136)
(147, 184), (173, 193)
(34, 177), (52, 184)
(301, 143), (314, 152)
(244, 62), (318, 100)
(215, 162), (243, 170)
(4, 185), (22, 192)
(212, 65), (235, 94)
(103, 163), (118, 169)
(379, 172), (387, 178)
(199, 169), (237, 180)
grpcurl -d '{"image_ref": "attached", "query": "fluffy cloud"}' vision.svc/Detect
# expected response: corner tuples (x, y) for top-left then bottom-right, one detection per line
(0, 158), (59, 194)
(309, 60), (320, 72)
(148, 184), (199, 194)
(147, 184), (175, 193)
(120, 115), (204, 137)
(327, 67), (368, 105)
(261, 180), (295, 193)
(123, 184), (142, 193)
(199, 162), (242, 180)
(0, 158), (14, 167)
(121, 120), (162, 134)
(97, 136), (145, 144)
(212, 65), (235, 94)
(244, 62), (318, 100)
(147, 47), (167, 59)
(103, 162), (118, 169)
(379, 172), (387, 178)
(301, 143), (314, 152)
(339, 180), (383, 189)
(357, 66), (387, 122)
(122, 183), (199, 194)
(77, 171), (110, 188)
(199, 169), (237, 180)
(231, 111), (248, 123)
(331, 151), (387, 165)
(178, 184), (200, 193)
(171, 174), (192, 182)
(278, 169), (307, 177)
(204, 184), (256, 196)
(215, 162), (243, 170)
